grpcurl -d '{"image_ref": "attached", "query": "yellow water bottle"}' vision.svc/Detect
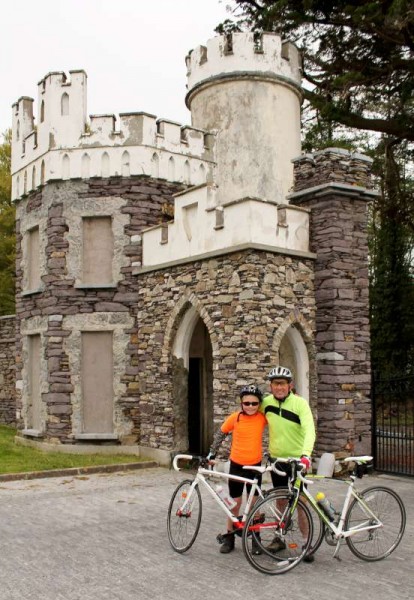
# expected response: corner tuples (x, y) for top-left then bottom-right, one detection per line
(316, 491), (336, 521)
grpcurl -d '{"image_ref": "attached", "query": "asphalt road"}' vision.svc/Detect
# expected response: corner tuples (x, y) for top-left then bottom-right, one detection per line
(0, 467), (413, 600)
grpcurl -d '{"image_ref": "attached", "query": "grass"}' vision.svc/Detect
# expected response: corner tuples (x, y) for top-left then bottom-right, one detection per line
(0, 425), (143, 475)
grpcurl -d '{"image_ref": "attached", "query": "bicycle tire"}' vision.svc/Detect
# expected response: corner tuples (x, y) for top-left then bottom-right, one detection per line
(242, 491), (313, 575)
(345, 486), (406, 561)
(167, 479), (202, 553)
(267, 488), (325, 558)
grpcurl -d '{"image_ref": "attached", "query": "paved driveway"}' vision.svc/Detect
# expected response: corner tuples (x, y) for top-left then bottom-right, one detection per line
(0, 468), (413, 600)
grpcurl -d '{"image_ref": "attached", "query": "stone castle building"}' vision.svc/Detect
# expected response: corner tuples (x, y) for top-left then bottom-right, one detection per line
(9, 32), (376, 464)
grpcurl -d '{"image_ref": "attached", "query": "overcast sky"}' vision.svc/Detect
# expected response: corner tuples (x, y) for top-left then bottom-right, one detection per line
(1, 0), (234, 135)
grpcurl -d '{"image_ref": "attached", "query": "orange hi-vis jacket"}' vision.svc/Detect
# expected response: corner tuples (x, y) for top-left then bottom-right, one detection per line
(221, 411), (266, 465)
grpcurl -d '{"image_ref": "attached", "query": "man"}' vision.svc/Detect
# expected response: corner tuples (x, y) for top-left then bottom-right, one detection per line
(261, 365), (316, 561)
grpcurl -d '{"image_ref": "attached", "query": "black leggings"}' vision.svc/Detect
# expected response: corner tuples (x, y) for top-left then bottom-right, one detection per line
(228, 460), (262, 498)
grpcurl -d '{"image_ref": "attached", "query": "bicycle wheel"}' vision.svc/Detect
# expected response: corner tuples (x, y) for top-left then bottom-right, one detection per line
(345, 486), (406, 561)
(242, 491), (313, 575)
(267, 489), (325, 559)
(167, 479), (202, 553)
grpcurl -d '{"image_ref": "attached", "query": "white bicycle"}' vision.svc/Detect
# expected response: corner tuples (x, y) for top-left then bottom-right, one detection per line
(167, 454), (312, 555)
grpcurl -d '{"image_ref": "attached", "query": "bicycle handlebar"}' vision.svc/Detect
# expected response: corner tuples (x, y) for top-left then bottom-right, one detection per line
(271, 457), (314, 485)
(172, 454), (193, 471)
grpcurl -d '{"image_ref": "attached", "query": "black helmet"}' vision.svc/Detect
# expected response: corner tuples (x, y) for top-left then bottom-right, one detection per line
(240, 385), (263, 402)
(267, 366), (293, 381)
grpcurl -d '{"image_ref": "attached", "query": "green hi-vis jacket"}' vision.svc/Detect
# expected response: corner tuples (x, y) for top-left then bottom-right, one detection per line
(261, 392), (316, 459)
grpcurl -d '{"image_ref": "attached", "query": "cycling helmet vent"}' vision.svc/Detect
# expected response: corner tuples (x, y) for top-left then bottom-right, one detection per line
(267, 366), (292, 381)
(240, 385), (263, 402)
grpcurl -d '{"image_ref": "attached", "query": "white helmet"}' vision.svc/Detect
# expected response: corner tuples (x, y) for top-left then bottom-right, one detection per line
(267, 366), (293, 381)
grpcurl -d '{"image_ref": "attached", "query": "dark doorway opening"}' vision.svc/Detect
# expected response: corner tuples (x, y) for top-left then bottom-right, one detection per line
(188, 357), (203, 454)
(186, 318), (213, 455)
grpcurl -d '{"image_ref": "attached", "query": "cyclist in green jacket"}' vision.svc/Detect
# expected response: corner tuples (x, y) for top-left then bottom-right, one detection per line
(261, 365), (316, 561)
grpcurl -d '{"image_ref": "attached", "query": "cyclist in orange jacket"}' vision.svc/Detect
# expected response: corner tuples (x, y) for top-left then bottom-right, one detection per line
(207, 384), (266, 554)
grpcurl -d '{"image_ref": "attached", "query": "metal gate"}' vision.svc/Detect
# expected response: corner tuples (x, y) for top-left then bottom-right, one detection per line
(373, 374), (414, 476)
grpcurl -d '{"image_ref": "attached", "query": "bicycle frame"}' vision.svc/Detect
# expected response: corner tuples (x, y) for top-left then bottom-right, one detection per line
(276, 456), (382, 558)
(172, 454), (269, 529)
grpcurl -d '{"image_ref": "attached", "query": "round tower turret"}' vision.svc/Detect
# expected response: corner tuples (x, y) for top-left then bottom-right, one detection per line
(186, 32), (302, 204)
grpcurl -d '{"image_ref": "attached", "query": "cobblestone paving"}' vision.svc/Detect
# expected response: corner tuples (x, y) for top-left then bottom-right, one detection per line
(0, 469), (413, 600)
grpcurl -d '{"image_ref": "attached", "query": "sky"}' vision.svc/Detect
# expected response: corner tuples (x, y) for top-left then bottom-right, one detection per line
(1, 0), (235, 135)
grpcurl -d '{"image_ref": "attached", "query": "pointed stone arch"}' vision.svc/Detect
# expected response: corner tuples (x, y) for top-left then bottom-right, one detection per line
(271, 310), (315, 405)
(162, 292), (219, 366)
(162, 293), (218, 453)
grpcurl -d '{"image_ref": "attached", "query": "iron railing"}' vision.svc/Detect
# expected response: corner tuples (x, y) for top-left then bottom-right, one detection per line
(372, 374), (414, 476)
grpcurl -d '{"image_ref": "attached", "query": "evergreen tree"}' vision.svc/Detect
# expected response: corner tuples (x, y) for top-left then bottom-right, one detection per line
(370, 141), (414, 376)
(218, 0), (414, 141)
(0, 130), (15, 315)
(220, 0), (414, 376)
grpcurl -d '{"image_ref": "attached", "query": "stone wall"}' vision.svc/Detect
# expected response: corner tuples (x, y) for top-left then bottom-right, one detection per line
(15, 176), (185, 441)
(134, 249), (316, 451)
(291, 149), (375, 455)
(0, 315), (16, 425)
(293, 148), (374, 192)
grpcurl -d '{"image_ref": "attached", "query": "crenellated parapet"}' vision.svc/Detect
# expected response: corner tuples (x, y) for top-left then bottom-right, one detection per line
(185, 32), (302, 103)
(138, 184), (313, 270)
(11, 71), (215, 201)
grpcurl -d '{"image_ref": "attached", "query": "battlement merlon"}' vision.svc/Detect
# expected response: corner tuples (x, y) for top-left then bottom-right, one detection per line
(11, 71), (216, 193)
(185, 32), (302, 105)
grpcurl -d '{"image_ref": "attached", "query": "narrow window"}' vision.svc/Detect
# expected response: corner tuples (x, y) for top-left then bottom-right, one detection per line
(27, 226), (40, 290)
(61, 92), (69, 116)
(40, 160), (45, 185)
(62, 154), (70, 179)
(32, 166), (36, 190)
(16, 120), (20, 141)
(81, 153), (90, 179)
(121, 151), (130, 177)
(24, 171), (27, 194)
(168, 156), (175, 181)
(198, 164), (206, 184)
(151, 153), (159, 178)
(101, 152), (110, 177)
(40, 100), (45, 123)
(82, 216), (113, 285)
(184, 160), (190, 184)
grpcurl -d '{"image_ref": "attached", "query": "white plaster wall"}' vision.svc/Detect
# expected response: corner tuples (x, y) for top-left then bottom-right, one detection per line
(186, 32), (302, 206)
(11, 145), (214, 201)
(141, 185), (310, 266)
(11, 72), (215, 201)
(186, 33), (302, 90)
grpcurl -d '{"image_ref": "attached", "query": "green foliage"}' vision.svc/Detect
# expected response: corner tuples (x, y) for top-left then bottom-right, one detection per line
(0, 130), (15, 315)
(369, 141), (414, 376)
(219, 1), (414, 141)
(0, 425), (142, 474)
(221, 0), (414, 376)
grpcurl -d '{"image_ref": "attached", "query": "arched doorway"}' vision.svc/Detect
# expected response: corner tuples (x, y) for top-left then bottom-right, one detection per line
(172, 306), (214, 454)
(188, 318), (213, 454)
(278, 325), (309, 400)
